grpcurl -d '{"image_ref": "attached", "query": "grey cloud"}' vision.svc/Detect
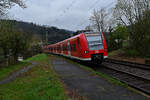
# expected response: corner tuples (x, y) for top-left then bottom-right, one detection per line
(9, 0), (116, 31)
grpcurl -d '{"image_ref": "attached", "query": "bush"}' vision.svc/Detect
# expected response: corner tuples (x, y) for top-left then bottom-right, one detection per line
(124, 49), (138, 57)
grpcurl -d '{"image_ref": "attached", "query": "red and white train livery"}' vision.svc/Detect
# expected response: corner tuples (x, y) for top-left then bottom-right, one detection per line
(43, 31), (108, 63)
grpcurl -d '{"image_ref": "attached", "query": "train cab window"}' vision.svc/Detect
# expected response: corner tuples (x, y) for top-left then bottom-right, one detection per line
(86, 33), (104, 50)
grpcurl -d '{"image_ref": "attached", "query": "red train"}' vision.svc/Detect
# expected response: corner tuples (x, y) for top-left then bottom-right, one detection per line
(43, 30), (108, 64)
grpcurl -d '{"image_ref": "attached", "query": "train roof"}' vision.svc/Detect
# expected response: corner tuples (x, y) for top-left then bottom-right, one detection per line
(48, 31), (102, 47)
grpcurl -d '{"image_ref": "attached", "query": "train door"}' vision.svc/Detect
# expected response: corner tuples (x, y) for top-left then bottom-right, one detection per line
(56, 45), (58, 54)
(77, 37), (81, 57)
(61, 44), (63, 54)
(67, 40), (71, 56)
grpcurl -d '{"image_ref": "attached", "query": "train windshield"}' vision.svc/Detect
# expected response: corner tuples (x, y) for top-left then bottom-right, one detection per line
(85, 33), (104, 50)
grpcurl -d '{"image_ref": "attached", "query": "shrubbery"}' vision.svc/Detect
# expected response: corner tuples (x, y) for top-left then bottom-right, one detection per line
(0, 20), (42, 66)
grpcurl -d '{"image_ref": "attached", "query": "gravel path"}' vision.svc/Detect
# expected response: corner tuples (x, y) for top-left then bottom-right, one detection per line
(0, 62), (37, 85)
(51, 56), (149, 100)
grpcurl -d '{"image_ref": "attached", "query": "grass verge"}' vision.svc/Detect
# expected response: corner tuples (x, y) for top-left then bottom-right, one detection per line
(0, 62), (29, 80)
(79, 65), (128, 87)
(0, 54), (47, 80)
(24, 53), (48, 62)
(0, 54), (67, 100)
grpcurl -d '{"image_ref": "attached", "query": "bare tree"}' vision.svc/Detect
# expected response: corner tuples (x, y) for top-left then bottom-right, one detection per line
(113, 0), (150, 27)
(85, 25), (93, 31)
(107, 9), (118, 33)
(0, 0), (26, 18)
(90, 8), (108, 32)
(113, 0), (150, 56)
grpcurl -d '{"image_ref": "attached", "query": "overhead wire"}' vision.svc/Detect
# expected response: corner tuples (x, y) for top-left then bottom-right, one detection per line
(50, 0), (116, 30)
(51, 0), (77, 25)
(76, 1), (115, 30)
(51, 0), (101, 28)
(75, 0), (103, 29)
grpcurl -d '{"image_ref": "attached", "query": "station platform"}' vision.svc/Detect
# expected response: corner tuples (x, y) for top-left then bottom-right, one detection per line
(51, 55), (149, 100)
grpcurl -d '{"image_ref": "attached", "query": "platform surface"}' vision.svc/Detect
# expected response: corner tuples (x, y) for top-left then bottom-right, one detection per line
(51, 56), (149, 100)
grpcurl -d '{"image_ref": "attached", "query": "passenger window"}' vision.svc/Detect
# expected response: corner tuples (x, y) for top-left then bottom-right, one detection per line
(74, 44), (76, 51)
(71, 44), (76, 51)
(63, 46), (65, 51)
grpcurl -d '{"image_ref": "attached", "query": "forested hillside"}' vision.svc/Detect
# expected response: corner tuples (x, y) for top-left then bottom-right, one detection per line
(1, 20), (73, 44)
(0, 20), (73, 66)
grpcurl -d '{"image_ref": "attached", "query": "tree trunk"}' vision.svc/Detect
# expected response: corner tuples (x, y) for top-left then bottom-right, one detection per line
(3, 50), (9, 66)
(14, 55), (18, 64)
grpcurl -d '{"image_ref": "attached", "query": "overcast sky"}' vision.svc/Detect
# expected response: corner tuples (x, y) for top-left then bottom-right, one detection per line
(9, 0), (116, 31)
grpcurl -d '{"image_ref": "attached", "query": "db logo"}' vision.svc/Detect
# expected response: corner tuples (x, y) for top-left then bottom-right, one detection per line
(95, 51), (99, 53)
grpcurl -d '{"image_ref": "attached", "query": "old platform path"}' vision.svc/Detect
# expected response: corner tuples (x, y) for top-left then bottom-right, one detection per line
(0, 62), (37, 85)
(51, 56), (149, 100)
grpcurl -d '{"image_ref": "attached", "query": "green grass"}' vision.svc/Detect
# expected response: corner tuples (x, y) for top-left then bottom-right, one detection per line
(24, 53), (48, 62)
(0, 62), (29, 80)
(108, 49), (123, 57)
(123, 41), (129, 48)
(0, 53), (46, 80)
(0, 54), (67, 100)
(0, 54), (46, 80)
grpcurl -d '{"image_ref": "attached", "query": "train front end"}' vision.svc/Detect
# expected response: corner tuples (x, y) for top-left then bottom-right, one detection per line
(82, 32), (108, 64)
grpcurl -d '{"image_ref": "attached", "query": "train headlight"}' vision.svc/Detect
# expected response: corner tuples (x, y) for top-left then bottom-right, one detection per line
(85, 50), (89, 54)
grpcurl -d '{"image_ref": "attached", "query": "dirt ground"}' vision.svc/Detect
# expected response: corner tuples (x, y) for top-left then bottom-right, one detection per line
(108, 50), (150, 64)
(109, 55), (146, 64)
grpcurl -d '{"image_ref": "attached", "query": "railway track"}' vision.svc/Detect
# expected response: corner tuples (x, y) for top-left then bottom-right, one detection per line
(101, 58), (150, 95)
(104, 58), (150, 70)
